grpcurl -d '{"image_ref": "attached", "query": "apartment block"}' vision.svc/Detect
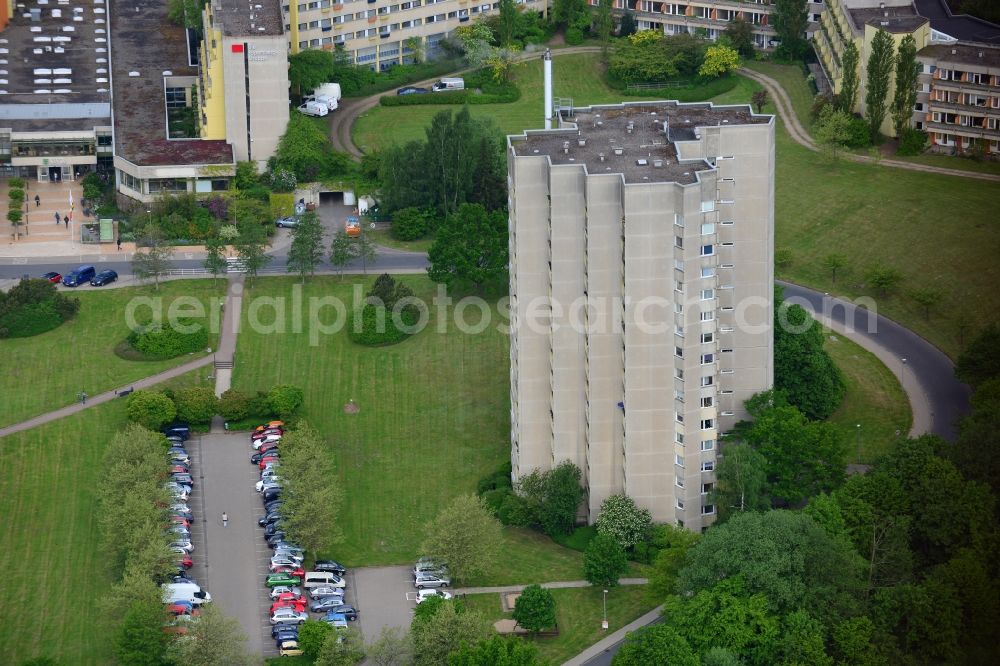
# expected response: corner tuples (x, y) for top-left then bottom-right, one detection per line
(283, 0), (546, 70)
(597, 0), (824, 50)
(507, 101), (774, 530)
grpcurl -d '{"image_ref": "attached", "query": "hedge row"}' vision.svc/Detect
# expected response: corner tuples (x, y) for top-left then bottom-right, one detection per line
(380, 72), (520, 107)
(619, 75), (738, 102)
(127, 318), (209, 360)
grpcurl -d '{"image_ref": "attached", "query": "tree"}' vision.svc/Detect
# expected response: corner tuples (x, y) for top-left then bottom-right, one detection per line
(273, 114), (353, 183)
(609, 37), (680, 85)
(823, 253), (847, 283)
(891, 35), (919, 138)
(218, 388), (250, 421)
(865, 264), (904, 297)
(298, 620), (334, 661)
(449, 635), (539, 666)
(774, 295), (846, 420)
(287, 212), (326, 282)
(427, 203), (508, 292)
(725, 17), (755, 58)
(454, 22), (495, 68)
(268, 384), (304, 419)
(647, 525), (701, 599)
(173, 386), (218, 424)
(698, 45), (741, 78)
(840, 41), (860, 114)
(289, 49), (337, 96)
(315, 626), (365, 666)
(618, 11), (637, 38)
(203, 236), (228, 285)
(125, 390), (177, 430)
(280, 424), (344, 555)
(675, 511), (864, 623)
(594, 0), (613, 55)
(752, 90), (769, 114)
(497, 0), (518, 47)
(773, 0), (809, 58)
(512, 584), (556, 633)
(955, 325), (1000, 388)
(778, 610), (834, 666)
(411, 601), (492, 666)
(7, 207), (23, 237)
(132, 225), (174, 291)
(515, 460), (585, 536)
(866, 29), (895, 142)
(551, 0), (588, 29)
(391, 207), (431, 241)
(910, 287), (942, 320)
(235, 219), (272, 287)
(815, 107), (854, 161)
(330, 230), (356, 277)
(713, 444), (770, 519)
(366, 626), (413, 666)
(353, 233), (378, 275)
(420, 494), (503, 582)
(114, 596), (170, 666)
(595, 494), (652, 549)
(583, 532), (629, 588)
(164, 603), (252, 666)
(166, 0), (203, 32)
(612, 624), (699, 666)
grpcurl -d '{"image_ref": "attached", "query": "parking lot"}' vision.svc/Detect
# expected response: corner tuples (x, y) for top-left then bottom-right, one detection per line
(354, 566), (417, 641)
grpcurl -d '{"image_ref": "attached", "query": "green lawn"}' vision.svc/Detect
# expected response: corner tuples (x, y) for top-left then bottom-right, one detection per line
(232, 275), (511, 567)
(0, 279), (224, 428)
(0, 367), (213, 665)
(367, 227), (435, 253)
(825, 330), (911, 464)
(462, 585), (658, 664)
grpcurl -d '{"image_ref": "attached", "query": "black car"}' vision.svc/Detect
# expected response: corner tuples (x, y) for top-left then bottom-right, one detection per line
(264, 521), (285, 537)
(313, 560), (347, 576)
(171, 574), (197, 585)
(272, 624), (299, 640)
(318, 603), (358, 621)
(259, 512), (282, 528)
(266, 531), (287, 547)
(262, 489), (282, 503)
(263, 499), (283, 512)
(251, 450), (280, 465)
(397, 86), (429, 95)
(90, 269), (118, 286)
(162, 423), (191, 440)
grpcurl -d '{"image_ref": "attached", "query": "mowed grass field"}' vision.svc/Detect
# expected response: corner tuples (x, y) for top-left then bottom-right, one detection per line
(0, 279), (224, 428)
(0, 368), (213, 665)
(232, 275), (513, 566)
(462, 585), (657, 664)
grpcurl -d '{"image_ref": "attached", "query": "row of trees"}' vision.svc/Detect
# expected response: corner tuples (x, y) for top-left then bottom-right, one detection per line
(278, 424), (344, 558)
(609, 31), (741, 85)
(124, 384), (305, 430)
(284, 212), (379, 283)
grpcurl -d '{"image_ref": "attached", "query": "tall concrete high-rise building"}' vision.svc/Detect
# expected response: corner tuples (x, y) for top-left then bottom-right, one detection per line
(507, 101), (775, 530)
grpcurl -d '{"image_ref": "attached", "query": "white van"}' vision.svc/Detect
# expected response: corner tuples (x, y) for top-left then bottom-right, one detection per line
(297, 100), (329, 117)
(432, 77), (465, 92)
(303, 571), (345, 589)
(163, 582), (212, 606)
(304, 94), (338, 111)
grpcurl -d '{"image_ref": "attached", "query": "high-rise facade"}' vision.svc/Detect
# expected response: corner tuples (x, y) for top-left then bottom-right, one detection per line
(507, 101), (774, 530)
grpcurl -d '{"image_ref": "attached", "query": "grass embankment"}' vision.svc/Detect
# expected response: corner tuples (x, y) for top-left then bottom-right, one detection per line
(462, 585), (657, 664)
(0, 368), (213, 665)
(367, 227), (435, 253)
(0, 279), (224, 428)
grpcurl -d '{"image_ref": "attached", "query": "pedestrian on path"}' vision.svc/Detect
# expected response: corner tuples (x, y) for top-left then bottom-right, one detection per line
(63, 215), (69, 227)
(81, 392), (87, 404)
(34, 194), (40, 207)
(222, 512), (228, 527)
(117, 237), (122, 251)
(54, 211), (60, 224)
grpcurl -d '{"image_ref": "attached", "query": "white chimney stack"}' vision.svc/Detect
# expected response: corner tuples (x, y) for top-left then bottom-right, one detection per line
(543, 48), (553, 130)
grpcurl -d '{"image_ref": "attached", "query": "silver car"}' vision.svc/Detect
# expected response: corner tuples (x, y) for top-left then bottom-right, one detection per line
(269, 585), (302, 600)
(414, 572), (451, 589)
(310, 586), (345, 600)
(275, 216), (300, 229)
(270, 608), (308, 625)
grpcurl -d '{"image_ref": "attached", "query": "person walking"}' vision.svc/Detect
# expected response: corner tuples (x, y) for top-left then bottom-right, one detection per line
(117, 237), (122, 251)
(54, 211), (60, 224)
(222, 512), (228, 528)
(34, 194), (40, 207)
(63, 215), (69, 227)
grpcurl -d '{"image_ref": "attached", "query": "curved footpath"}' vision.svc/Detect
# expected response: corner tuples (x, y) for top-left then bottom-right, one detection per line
(739, 67), (1000, 182)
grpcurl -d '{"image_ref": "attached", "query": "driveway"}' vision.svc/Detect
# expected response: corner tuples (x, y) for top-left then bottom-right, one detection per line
(354, 566), (415, 642)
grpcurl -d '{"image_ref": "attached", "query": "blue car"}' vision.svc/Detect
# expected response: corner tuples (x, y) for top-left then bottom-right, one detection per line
(272, 625), (299, 641)
(323, 612), (348, 628)
(62, 265), (95, 287)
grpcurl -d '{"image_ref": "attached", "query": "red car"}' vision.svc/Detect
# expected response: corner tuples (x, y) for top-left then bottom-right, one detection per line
(270, 598), (307, 614)
(259, 455), (280, 470)
(271, 566), (305, 579)
(169, 516), (191, 528)
(176, 556), (193, 569)
(252, 428), (283, 440)
(167, 602), (199, 616)
(273, 592), (306, 605)
(41, 272), (62, 284)
(258, 442), (279, 455)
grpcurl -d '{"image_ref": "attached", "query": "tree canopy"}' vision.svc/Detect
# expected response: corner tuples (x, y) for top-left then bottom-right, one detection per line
(427, 203), (508, 293)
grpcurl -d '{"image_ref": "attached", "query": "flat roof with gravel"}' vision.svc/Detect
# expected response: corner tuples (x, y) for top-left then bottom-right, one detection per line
(510, 102), (769, 186)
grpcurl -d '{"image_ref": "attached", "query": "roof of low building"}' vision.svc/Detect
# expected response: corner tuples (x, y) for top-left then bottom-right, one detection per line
(913, 0), (1000, 44)
(849, 6), (930, 34)
(211, 0), (284, 37)
(918, 42), (1000, 68)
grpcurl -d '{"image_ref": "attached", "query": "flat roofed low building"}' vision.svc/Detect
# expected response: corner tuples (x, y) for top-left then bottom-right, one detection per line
(508, 101), (775, 530)
(0, 0), (113, 181)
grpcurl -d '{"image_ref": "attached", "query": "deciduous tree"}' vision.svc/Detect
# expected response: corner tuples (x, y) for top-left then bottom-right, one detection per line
(287, 211), (326, 282)
(449, 635), (539, 665)
(164, 603), (252, 666)
(366, 626), (413, 666)
(173, 386), (218, 424)
(280, 424), (343, 555)
(774, 294), (846, 420)
(512, 584), (556, 633)
(515, 460), (585, 536)
(595, 494), (652, 549)
(353, 233), (378, 275)
(298, 620), (333, 661)
(420, 494), (503, 582)
(594, 0), (613, 55)
(865, 28), (895, 142)
(583, 532), (629, 588)
(613, 624), (699, 666)
(315, 626), (365, 666)
(411, 601), (491, 666)
(330, 230), (356, 277)
(713, 443), (770, 519)
(725, 17), (756, 58)
(698, 44), (741, 78)
(891, 35), (919, 138)
(752, 90), (769, 114)
(427, 203), (508, 293)
(839, 41), (860, 114)
(865, 264), (903, 297)
(132, 225), (174, 291)
(235, 219), (272, 287)
(823, 253), (847, 283)
(203, 236), (228, 285)
(955, 324), (1000, 388)
(815, 107), (854, 161)
(289, 49), (337, 95)
(125, 390), (177, 430)
(773, 0), (809, 58)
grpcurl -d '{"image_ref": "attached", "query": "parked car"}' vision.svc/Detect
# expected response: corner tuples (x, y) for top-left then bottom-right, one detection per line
(269, 585), (302, 600)
(413, 557), (448, 576)
(278, 640), (303, 657)
(265, 573), (301, 588)
(271, 566), (305, 580)
(255, 421), (285, 431)
(41, 271), (62, 283)
(62, 265), (96, 287)
(260, 456), (281, 471)
(413, 572), (451, 589)
(90, 269), (118, 286)
(270, 556), (299, 569)
(162, 423), (191, 440)
(169, 540), (194, 554)
(310, 598), (356, 616)
(323, 612), (349, 628)
(253, 435), (282, 450)
(275, 216), (300, 229)
(313, 560), (347, 575)
(270, 608), (308, 625)
(309, 586), (345, 600)
(259, 513), (283, 528)
(252, 427), (284, 439)
(270, 598), (307, 614)
(258, 482), (281, 496)
(171, 473), (195, 487)
(273, 544), (303, 558)
(416, 588), (452, 604)
(175, 555), (194, 569)
(271, 624), (299, 640)
(397, 86), (429, 95)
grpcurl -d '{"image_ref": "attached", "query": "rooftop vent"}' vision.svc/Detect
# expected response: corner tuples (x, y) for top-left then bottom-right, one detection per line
(613, 147), (624, 156)
(979, 51), (984, 58)
(128, 71), (140, 77)
(636, 158), (648, 166)
(653, 158), (664, 167)
(884, 11), (889, 18)
(599, 153), (606, 162)
(578, 138), (586, 146)
(952, 48), (957, 54)
(880, 21), (889, 27)
(626, 121), (634, 134)
(163, 70), (173, 76)
(562, 141), (570, 154)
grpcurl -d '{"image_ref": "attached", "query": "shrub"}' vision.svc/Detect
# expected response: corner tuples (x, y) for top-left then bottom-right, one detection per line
(595, 494), (652, 550)
(481, 488), (513, 515)
(8, 187), (25, 203)
(247, 391), (272, 419)
(391, 207), (430, 241)
(267, 384), (305, 420)
(810, 93), (835, 122)
(565, 27), (585, 45)
(620, 76), (737, 101)
(896, 128), (928, 156)
(218, 389), (250, 421)
(126, 390), (177, 430)
(512, 584), (557, 633)
(844, 117), (871, 148)
(498, 492), (531, 526)
(82, 172), (104, 201)
(348, 304), (415, 346)
(516, 460), (585, 536)
(128, 319), (209, 359)
(8, 177), (25, 188)
(0, 301), (63, 338)
(476, 463), (513, 495)
(0, 278), (79, 338)
(173, 387), (218, 424)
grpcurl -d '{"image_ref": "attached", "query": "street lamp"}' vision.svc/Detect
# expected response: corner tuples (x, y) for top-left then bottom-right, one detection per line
(602, 589), (608, 630)
(856, 423), (862, 463)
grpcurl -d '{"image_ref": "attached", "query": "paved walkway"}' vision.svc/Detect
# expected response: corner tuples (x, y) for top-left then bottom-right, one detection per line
(452, 578), (648, 595)
(563, 604), (665, 666)
(739, 67), (1000, 182)
(213, 275), (244, 396)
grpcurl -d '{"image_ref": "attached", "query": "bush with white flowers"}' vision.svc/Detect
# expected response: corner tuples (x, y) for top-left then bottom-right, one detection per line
(595, 494), (652, 550)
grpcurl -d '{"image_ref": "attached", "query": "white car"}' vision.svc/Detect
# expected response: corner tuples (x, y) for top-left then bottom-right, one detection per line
(310, 586), (346, 600)
(269, 585), (302, 600)
(416, 588), (453, 604)
(273, 549), (304, 564)
(270, 556), (300, 570)
(253, 435), (282, 450)
(414, 572), (451, 589)
(270, 608), (308, 625)
(258, 481), (282, 495)
(169, 540), (194, 554)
